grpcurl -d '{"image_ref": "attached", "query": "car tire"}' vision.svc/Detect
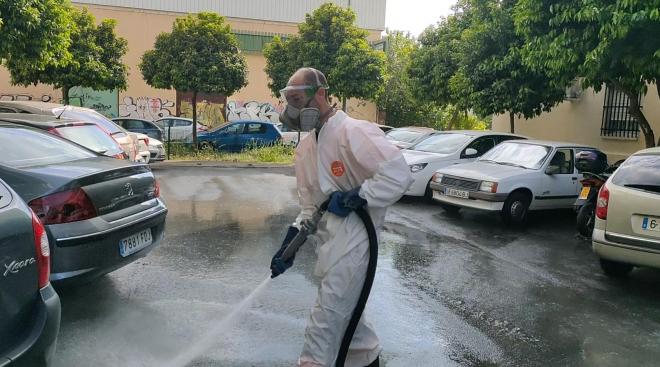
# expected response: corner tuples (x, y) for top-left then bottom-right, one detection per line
(502, 191), (531, 225)
(599, 258), (633, 277)
(424, 181), (434, 201)
(199, 141), (213, 151)
(576, 202), (595, 238)
(440, 203), (461, 214)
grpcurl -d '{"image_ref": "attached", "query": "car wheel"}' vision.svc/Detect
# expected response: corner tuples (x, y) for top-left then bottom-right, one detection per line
(440, 203), (461, 214)
(502, 191), (531, 225)
(424, 181), (434, 201)
(576, 202), (595, 238)
(599, 258), (633, 277)
(199, 141), (213, 151)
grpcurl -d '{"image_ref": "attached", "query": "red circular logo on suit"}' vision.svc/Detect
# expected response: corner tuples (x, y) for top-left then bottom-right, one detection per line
(331, 161), (345, 177)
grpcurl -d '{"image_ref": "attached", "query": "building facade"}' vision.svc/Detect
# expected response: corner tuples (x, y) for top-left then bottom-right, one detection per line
(492, 84), (660, 161)
(0, 0), (385, 126)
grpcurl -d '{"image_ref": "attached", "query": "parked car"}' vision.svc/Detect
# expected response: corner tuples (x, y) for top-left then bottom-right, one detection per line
(0, 101), (140, 162)
(430, 140), (603, 224)
(148, 138), (166, 162)
(198, 121), (282, 152)
(403, 131), (526, 198)
(0, 178), (60, 367)
(112, 117), (164, 141)
(592, 147), (660, 277)
(154, 117), (209, 142)
(0, 123), (168, 285)
(134, 133), (151, 163)
(385, 126), (437, 149)
(275, 122), (308, 147)
(0, 113), (128, 160)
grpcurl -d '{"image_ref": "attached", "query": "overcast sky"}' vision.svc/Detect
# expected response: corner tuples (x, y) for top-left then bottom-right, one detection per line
(385, 0), (456, 37)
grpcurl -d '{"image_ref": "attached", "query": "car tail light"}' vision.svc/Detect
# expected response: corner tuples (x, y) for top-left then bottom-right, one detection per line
(30, 211), (50, 288)
(142, 137), (149, 146)
(113, 152), (129, 160)
(28, 188), (97, 225)
(47, 127), (62, 136)
(596, 184), (610, 220)
(154, 180), (160, 198)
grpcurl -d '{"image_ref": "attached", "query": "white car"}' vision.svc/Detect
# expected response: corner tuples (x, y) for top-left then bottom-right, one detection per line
(385, 126), (437, 149)
(592, 147), (660, 277)
(154, 117), (209, 142)
(148, 137), (166, 162)
(430, 140), (604, 224)
(275, 122), (309, 147)
(403, 130), (526, 198)
(134, 133), (151, 163)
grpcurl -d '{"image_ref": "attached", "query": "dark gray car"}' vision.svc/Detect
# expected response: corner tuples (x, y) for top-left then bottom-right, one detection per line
(0, 178), (60, 367)
(0, 123), (168, 286)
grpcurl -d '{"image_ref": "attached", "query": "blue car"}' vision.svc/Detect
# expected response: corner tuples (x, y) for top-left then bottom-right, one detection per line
(198, 121), (282, 152)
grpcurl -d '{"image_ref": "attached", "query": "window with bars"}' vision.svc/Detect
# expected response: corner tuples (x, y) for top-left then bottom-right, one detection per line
(601, 86), (642, 139)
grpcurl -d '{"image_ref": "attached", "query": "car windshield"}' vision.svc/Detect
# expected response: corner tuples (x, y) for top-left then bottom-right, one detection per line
(0, 127), (96, 168)
(479, 142), (551, 169)
(209, 123), (231, 132)
(612, 154), (660, 194)
(55, 125), (123, 155)
(386, 129), (427, 143)
(57, 108), (124, 135)
(411, 133), (471, 154)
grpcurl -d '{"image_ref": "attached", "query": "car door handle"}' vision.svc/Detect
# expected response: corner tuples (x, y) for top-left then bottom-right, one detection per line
(572, 177), (578, 181)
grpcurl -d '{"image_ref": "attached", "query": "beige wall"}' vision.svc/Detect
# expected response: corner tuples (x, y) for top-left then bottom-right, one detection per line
(0, 3), (380, 122)
(492, 85), (660, 161)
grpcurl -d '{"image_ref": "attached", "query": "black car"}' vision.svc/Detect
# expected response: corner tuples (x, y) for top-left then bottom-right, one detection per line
(0, 123), (168, 286)
(112, 118), (164, 141)
(0, 113), (128, 160)
(0, 178), (60, 367)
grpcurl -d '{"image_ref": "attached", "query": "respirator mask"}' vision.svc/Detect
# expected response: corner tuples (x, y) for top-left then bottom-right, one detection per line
(279, 72), (329, 132)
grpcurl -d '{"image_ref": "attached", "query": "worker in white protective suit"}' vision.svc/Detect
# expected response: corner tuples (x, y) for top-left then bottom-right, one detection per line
(269, 67), (413, 367)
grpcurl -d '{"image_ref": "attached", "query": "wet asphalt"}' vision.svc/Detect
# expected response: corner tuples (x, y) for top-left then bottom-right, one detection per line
(52, 166), (660, 367)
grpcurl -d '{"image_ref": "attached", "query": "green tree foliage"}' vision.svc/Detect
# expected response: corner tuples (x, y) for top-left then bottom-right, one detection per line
(264, 3), (384, 108)
(140, 12), (248, 147)
(8, 7), (128, 105)
(0, 0), (72, 69)
(515, 0), (660, 146)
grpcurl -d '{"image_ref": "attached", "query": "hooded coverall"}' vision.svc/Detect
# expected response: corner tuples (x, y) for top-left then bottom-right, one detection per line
(294, 110), (413, 367)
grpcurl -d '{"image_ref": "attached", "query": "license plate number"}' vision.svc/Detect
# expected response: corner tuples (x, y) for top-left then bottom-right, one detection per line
(445, 188), (469, 199)
(119, 229), (153, 257)
(642, 217), (660, 232)
(579, 187), (590, 200)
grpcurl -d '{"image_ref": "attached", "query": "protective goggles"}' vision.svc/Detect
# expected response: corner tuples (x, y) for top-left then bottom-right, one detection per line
(279, 85), (325, 102)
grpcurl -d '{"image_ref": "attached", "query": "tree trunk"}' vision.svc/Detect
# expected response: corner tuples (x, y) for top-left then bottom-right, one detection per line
(342, 97), (347, 112)
(192, 90), (198, 150)
(509, 111), (515, 134)
(62, 86), (70, 105)
(623, 89), (655, 148)
(446, 109), (459, 130)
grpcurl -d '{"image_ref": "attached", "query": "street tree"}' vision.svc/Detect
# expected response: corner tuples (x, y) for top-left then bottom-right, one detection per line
(8, 7), (128, 105)
(0, 0), (72, 69)
(264, 3), (384, 110)
(140, 12), (248, 147)
(515, 0), (660, 147)
(453, 0), (565, 133)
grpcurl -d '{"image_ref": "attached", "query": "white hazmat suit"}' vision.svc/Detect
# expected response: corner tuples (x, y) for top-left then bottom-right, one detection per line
(294, 110), (413, 367)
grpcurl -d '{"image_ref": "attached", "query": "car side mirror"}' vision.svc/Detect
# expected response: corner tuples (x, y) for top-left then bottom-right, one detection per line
(464, 148), (478, 158)
(546, 165), (560, 175)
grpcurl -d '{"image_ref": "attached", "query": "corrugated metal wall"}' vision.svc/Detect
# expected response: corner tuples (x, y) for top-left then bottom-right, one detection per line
(72, 0), (386, 30)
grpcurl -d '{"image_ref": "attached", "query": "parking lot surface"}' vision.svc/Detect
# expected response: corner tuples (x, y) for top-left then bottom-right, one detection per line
(53, 166), (660, 367)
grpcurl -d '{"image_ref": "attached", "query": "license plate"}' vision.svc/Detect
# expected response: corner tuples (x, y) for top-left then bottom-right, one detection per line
(579, 187), (590, 200)
(445, 187), (469, 199)
(642, 217), (660, 232)
(119, 229), (153, 257)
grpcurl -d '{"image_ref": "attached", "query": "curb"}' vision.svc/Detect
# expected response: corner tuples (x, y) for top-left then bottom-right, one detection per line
(149, 160), (294, 169)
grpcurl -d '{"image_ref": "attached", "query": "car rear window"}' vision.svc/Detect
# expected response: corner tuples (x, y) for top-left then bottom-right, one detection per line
(612, 154), (660, 194)
(0, 127), (95, 168)
(55, 125), (123, 155)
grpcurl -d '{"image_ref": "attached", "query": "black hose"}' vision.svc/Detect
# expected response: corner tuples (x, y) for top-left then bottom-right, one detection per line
(335, 206), (378, 367)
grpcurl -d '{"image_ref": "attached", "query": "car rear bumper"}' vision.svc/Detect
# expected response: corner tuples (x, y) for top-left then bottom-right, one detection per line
(592, 228), (660, 268)
(47, 199), (168, 285)
(429, 182), (506, 211)
(1, 285), (60, 367)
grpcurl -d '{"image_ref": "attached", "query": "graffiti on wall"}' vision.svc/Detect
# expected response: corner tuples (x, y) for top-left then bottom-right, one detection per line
(226, 101), (282, 123)
(119, 96), (174, 121)
(0, 93), (55, 102)
(68, 87), (118, 118)
(176, 91), (227, 129)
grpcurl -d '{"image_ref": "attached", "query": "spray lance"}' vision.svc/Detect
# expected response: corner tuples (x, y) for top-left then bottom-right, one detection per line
(271, 199), (379, 367)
